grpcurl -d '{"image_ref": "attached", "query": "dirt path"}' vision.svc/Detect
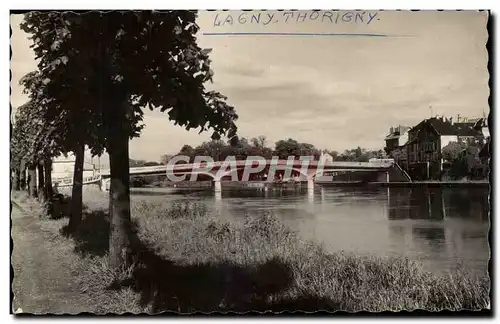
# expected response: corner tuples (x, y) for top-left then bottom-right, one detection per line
(11, 202), (92, 314)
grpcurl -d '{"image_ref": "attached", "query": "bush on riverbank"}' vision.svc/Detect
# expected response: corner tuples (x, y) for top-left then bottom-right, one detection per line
(12, 191), (490, 313)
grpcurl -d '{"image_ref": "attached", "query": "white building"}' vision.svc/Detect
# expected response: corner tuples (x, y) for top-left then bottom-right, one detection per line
(319, 150), (334, 164)
(52, 152), (97, 182)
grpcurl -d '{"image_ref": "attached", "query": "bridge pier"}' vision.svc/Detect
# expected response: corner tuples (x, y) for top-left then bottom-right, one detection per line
(376, 171), (390, 183)
(213, 180), (222, 193)
(101, 178), (110, 191)
(212, 180), (222, 200)
(307, 179), (314, 202)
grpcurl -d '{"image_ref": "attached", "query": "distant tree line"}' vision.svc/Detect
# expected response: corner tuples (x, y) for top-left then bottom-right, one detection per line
(158, 136), (387, 164)
(325, 147), (387, 163)
(129, 159), (161, 167)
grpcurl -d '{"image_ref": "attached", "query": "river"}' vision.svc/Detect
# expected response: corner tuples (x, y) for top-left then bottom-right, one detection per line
(131, 186), (490, 276)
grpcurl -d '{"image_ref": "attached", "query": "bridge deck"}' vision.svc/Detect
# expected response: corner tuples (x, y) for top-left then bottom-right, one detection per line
(99, 160), (393, 176)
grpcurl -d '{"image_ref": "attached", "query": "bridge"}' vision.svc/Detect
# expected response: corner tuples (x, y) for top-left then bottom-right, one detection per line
(98, 159), (398, 192)
(100, 160), (393, 177)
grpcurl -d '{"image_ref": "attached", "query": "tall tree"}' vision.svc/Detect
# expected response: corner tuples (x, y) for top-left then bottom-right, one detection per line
(18, 70), (95, 221)
(19, 34), (108, 230)
(12, 100), (59, 207)
(251, 135), (267, 148)
(273, 138), (319, 159)
(11, 103), (41, 198)
(22, 11), (238, 272)
(193, 140), (228, 161)
(179, 145), (196, 162)
(274, 138), (298, 159)
(11, 118), (26, 191)
(248, 136), (272, 159)
(160, 154), (173, 165)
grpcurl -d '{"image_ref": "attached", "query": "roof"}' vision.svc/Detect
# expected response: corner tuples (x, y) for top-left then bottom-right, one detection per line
(453, 122), (482, 136)
(410, 117), (483, 137)
(385, 126), (410, 140)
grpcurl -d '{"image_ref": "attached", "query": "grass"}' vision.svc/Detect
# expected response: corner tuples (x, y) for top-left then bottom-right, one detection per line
(12, 190), (490, 313)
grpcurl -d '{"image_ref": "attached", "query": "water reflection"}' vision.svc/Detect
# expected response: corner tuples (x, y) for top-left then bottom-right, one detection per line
(387, 187), (490, 222)
(385, 187), (489, 275)
(412, 227), (446, 242)
(131, 185), (490, 276)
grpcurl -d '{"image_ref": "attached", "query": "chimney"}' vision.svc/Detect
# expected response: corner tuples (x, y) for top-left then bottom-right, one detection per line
(449, 116), (453, 124)
(390, 126), (394, 134)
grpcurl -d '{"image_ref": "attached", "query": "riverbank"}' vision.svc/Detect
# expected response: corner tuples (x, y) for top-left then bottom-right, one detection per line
(146, 179), (490, 191)
(367, 180), (490, 188)
(11, 190), (490, 313)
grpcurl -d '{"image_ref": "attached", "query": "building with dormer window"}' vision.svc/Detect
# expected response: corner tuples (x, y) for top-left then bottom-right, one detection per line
(405, 116), (486, 180)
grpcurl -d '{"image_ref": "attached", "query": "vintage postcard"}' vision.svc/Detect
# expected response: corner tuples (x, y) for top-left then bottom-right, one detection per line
(10, 10), (490, 314)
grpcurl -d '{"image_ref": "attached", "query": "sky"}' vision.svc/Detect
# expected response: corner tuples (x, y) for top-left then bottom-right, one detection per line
(10, 10), (489, 163)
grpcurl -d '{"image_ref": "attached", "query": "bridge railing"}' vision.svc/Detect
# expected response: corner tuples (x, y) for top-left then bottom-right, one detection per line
(99, 160), (394, 176)
(53, 174), (102, 187)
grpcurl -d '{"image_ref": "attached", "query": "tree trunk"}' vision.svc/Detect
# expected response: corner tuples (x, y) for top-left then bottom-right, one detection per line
(12, 168), (20, 191)
(44, 158), (53, 199)
(44, 158), (54, 217)
(27, 164), (37, 197)
(108, 105), (132, 273)
(37, 162), (45, 201)
(19, 160), (26, 191)
(68, 143), (85, 231)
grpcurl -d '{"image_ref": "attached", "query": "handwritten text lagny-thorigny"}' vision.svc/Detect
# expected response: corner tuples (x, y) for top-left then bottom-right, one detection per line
(213, 10), (380, 27)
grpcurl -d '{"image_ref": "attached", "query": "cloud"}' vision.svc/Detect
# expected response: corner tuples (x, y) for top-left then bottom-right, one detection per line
(219, 64), (266, 78)
(10, 11), (489, 161)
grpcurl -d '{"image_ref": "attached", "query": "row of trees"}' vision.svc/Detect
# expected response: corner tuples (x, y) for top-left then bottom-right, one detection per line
(327, 147), (387, 162)
(11, 11), (238, 274)
(160, 138), (386, 163)
(172, 137), (319, 162)
(129, 159), (161, 167)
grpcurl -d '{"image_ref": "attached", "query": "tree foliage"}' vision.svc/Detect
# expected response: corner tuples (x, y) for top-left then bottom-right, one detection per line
(20, 11), (239, 271)
(21, 11), (237, 147)
(273, 139), (320, 160)
(388, 148), (405, 162)
(169, 136), (389, 163)
(160, 154), (173, 165)
(12, 99), (61, 168)
(442, 141), (484, 180)
(130, 159), (161, 167)
(442, 142), (468, 162)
